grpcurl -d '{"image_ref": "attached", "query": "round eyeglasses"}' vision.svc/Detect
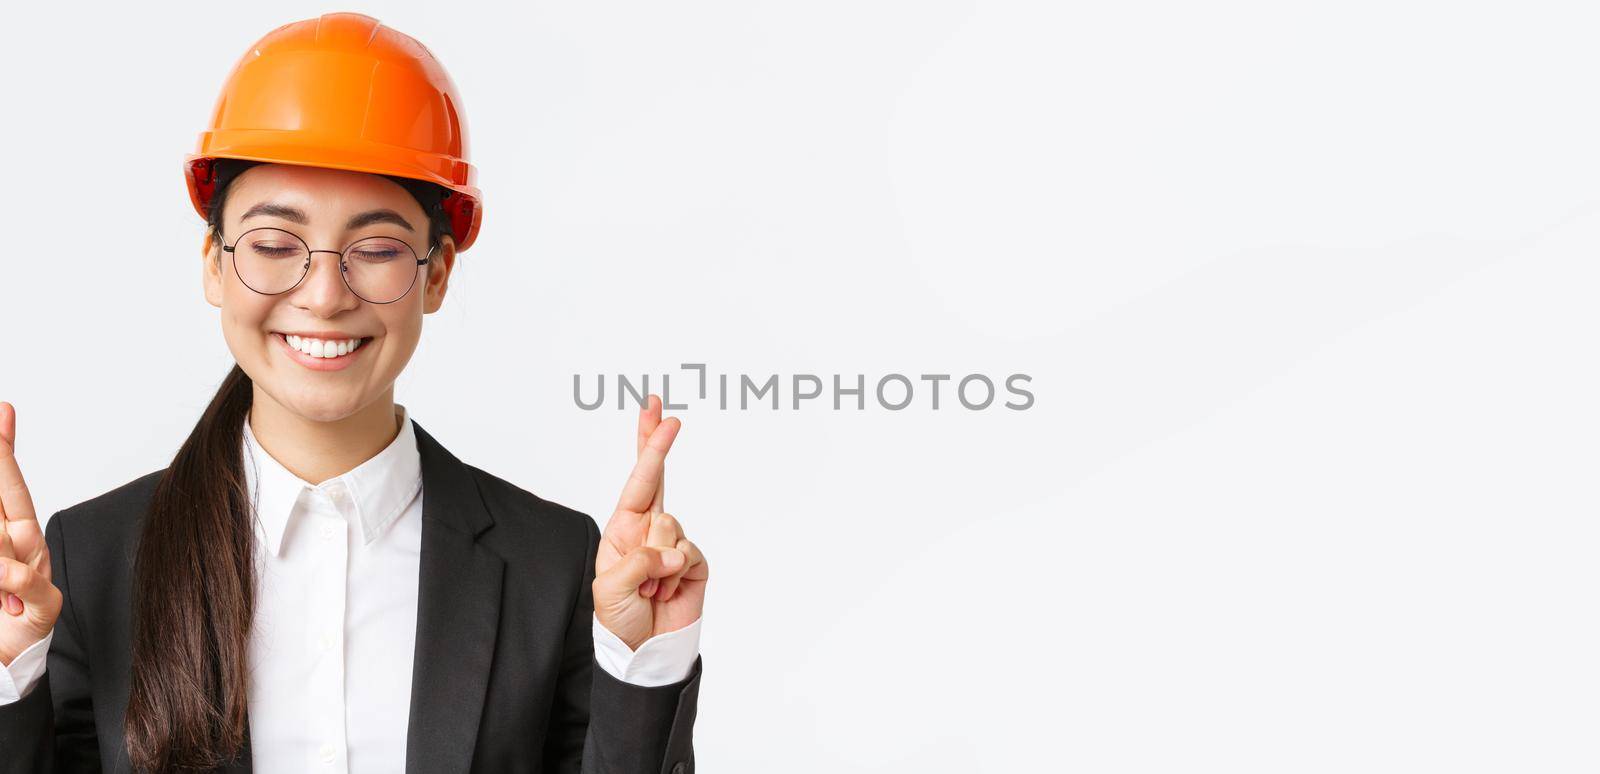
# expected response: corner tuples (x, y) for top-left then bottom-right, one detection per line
(221, 227), (433, 305)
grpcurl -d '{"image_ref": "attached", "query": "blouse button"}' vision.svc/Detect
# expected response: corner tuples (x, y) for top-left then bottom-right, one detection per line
(318, 741), (336, 762)
(321, 524), (336, 540)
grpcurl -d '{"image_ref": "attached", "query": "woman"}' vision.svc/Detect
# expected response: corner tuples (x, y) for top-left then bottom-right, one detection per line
(0, 12), (707, 774)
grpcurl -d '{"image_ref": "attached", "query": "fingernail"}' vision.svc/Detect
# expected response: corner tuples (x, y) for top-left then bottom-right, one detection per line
(665, 549), (685, 569)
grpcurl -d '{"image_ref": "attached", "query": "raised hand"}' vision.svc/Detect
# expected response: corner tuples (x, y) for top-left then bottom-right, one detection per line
(0, 403), (63, 667)
(592, 395), (709, 651)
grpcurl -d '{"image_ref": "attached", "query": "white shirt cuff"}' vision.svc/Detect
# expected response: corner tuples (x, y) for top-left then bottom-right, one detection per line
(591, 614), (701, 688)
(0, 628), (53, 705)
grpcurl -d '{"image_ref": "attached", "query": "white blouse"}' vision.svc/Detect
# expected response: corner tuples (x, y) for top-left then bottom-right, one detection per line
(0, 404), (702, 773)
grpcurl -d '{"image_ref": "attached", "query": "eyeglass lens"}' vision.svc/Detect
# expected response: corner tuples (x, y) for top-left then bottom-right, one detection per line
(229, 227), (423, 304)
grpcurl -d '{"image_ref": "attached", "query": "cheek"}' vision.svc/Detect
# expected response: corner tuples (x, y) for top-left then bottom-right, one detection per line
(375, 306), (424, 353)
(217, 289), (278, 352)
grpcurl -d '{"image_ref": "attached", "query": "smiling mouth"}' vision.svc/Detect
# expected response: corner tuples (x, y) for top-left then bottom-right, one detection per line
(274, 333), (373, 359)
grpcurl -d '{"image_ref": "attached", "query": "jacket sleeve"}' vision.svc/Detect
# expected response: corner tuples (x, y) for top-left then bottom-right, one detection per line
(0, 512), (101, 773)
(542, 516), (701, 774)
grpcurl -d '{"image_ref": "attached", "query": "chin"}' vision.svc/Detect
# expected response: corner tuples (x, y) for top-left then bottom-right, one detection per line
(266, 383), (374, 424)
(290, 402), (366, 424)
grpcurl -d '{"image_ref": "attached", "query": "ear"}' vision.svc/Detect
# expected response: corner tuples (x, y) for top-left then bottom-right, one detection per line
(422, 234), (457, 314)
(202, 228), (224, 308)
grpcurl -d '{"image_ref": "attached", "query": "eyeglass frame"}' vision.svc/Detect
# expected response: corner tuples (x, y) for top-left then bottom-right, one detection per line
(219, 226), (435, 305)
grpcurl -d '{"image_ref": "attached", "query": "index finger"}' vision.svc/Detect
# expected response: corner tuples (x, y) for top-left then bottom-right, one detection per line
(0, 402), (37, 523)
(637, 394), (661, 456)
(616, 414), (681, 515)
(637, 395), (665, 515)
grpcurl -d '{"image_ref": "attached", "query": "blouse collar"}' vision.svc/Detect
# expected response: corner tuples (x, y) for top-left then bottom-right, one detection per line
(241, 404), (423, 556)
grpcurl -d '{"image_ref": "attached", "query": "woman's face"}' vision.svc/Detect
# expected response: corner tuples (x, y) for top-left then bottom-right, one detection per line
(202, 163), (455, 423)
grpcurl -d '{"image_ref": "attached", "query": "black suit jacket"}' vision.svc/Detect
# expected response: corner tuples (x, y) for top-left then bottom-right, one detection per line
(0, 420), (700, 773)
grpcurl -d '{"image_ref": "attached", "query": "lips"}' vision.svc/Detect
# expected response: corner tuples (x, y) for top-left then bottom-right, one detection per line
(271, 332), (372, 372)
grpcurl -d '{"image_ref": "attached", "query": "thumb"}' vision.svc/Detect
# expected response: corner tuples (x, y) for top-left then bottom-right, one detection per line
(596, 545), (686, 594)
(0, 556), (59, 623)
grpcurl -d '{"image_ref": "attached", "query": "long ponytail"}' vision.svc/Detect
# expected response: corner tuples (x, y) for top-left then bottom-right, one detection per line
(125, 363), (257, 772)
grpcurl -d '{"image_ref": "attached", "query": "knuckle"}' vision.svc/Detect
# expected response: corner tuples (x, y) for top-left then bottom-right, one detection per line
(3, 559), (26, 590)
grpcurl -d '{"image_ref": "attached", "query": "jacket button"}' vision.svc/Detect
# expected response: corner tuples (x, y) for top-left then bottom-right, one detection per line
(671, 763), (688, 774)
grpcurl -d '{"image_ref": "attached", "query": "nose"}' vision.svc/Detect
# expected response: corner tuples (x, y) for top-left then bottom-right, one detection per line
(291, 250), (360, 317)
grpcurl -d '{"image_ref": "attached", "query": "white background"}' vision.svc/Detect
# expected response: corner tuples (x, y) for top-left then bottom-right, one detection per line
(3, 1), (1598, 771)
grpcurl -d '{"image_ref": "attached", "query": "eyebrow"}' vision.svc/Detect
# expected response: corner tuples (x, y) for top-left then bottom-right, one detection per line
(239, 202), (416, 232)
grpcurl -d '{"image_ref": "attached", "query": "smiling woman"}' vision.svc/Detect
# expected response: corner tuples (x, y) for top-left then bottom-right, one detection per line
(0, 12), (706, 774)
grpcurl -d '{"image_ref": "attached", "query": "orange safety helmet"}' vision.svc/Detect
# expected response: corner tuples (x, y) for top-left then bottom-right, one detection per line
(184, 12), (483, 251)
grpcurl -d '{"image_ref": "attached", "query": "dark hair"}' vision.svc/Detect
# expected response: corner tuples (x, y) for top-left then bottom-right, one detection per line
(123, 159), (453, 771)
(205, 159), (455, 256)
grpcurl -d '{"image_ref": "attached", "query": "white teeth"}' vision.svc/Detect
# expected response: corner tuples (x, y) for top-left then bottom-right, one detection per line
(283, 334), (365, 359)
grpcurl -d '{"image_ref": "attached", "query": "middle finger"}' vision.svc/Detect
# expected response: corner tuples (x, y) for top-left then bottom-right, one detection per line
(615, 416), (680, 515)
(637, 395), (665, 517)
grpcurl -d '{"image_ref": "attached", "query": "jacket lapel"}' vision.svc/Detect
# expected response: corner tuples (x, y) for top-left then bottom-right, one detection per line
(403, 420), (505, 773)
